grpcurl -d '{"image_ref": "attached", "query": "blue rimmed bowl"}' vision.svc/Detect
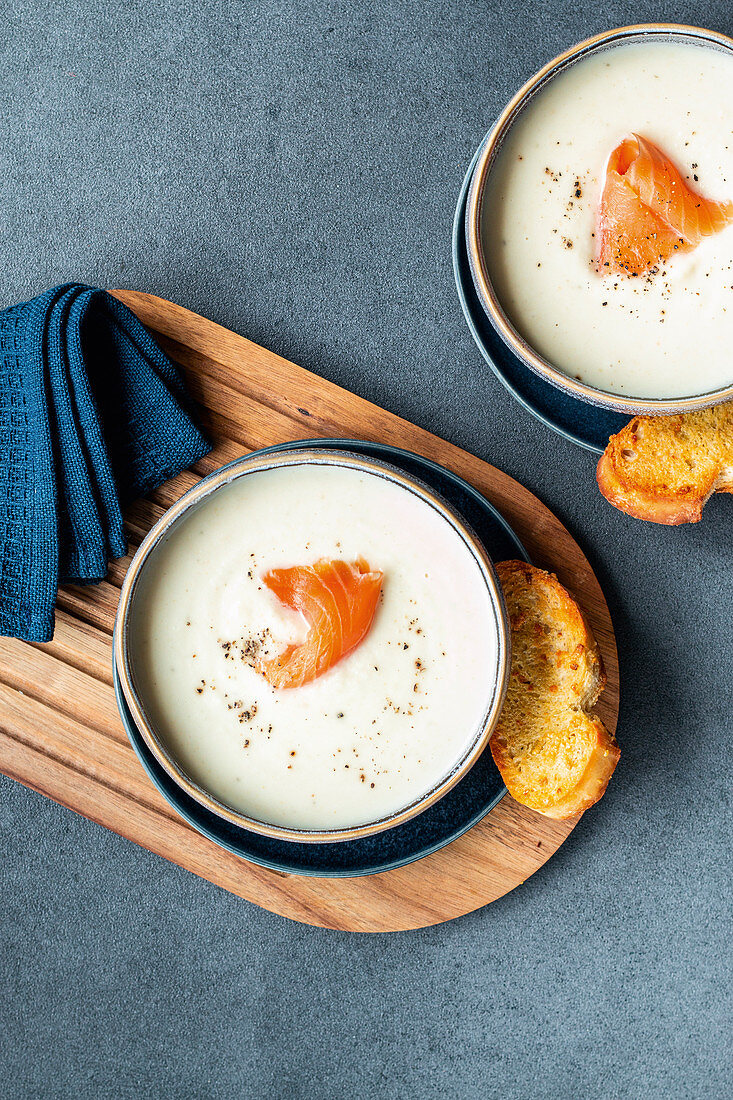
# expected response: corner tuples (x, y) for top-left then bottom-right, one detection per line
(114, 441), (512, 848)
(114, 438), (531, 877)
(465, 22), (733, 417)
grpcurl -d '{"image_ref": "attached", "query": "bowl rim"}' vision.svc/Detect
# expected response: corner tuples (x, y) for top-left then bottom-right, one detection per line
(114, 445), (511, 844)
(465, 22), (733, 416)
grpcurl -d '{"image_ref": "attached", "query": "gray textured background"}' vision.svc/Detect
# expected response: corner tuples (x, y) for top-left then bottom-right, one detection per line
(1, 2), (731, 1097)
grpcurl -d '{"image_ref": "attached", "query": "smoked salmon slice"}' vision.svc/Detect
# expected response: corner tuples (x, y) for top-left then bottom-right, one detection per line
(596, 133), (733, 276)
(256, 558), (384, 689)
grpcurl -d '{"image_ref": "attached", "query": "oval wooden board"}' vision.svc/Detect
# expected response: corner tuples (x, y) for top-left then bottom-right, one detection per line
(0, 290), (619, 932)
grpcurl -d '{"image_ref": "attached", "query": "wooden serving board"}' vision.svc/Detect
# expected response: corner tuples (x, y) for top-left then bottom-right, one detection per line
(0, 291), (619, 932)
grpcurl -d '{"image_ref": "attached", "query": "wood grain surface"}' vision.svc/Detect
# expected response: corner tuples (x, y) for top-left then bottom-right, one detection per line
(0, 290), (620, 932)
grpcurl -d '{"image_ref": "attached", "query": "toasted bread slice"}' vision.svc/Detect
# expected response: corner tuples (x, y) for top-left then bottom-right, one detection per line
(491, 561), (619, 820)
(597, 405), (733, 524)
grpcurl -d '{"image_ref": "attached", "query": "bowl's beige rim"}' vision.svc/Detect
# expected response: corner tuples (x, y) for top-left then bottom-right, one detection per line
(466, 22), (733, 416)
(114, 447), (510, 845)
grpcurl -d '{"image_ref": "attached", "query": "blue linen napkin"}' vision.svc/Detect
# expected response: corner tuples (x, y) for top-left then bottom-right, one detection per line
(0, 284), (211, 642)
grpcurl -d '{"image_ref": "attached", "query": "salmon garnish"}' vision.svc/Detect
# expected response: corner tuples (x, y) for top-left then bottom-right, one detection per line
(596, 134), (733, 276)
(256, 558), (383, 689)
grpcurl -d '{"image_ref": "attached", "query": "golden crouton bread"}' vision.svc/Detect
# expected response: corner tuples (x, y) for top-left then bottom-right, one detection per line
(491, 561), (620, 820)
(597, 404), (733, 525)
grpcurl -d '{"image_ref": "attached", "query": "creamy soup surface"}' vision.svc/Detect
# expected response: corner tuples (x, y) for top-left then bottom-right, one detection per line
(483, 40), (733, 398)
(129, 463), (499, 830)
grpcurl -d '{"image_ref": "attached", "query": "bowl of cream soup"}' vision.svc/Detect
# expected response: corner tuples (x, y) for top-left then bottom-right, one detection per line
(114, 447), (510, 843)
(466, 24), (733, 414)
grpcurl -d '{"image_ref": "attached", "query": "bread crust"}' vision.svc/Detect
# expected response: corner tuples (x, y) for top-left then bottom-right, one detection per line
(536, 718), (620, 819)
(596, 449), (710, 524)
(597, 409), (733, 525)
(490, 561), (619, 820)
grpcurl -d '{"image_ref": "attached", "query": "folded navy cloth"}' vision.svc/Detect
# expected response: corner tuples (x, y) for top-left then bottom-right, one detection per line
(0, 284), (211, 642)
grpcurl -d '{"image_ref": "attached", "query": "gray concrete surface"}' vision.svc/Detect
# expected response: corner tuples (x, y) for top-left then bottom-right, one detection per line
(1, 2), (731, 1097)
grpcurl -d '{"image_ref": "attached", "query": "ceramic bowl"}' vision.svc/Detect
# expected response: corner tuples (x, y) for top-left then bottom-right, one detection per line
(465, 23), (733, 416)
(114, 446), (510, 845)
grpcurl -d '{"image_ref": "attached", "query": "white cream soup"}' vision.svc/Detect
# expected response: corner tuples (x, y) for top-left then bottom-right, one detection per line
(129, 462), (499, 830)
(483, 39), (733, 399)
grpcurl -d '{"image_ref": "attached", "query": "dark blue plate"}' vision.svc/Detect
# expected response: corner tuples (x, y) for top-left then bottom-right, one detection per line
(453, 145), (627, 454)
(114, 438), (530, 878)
